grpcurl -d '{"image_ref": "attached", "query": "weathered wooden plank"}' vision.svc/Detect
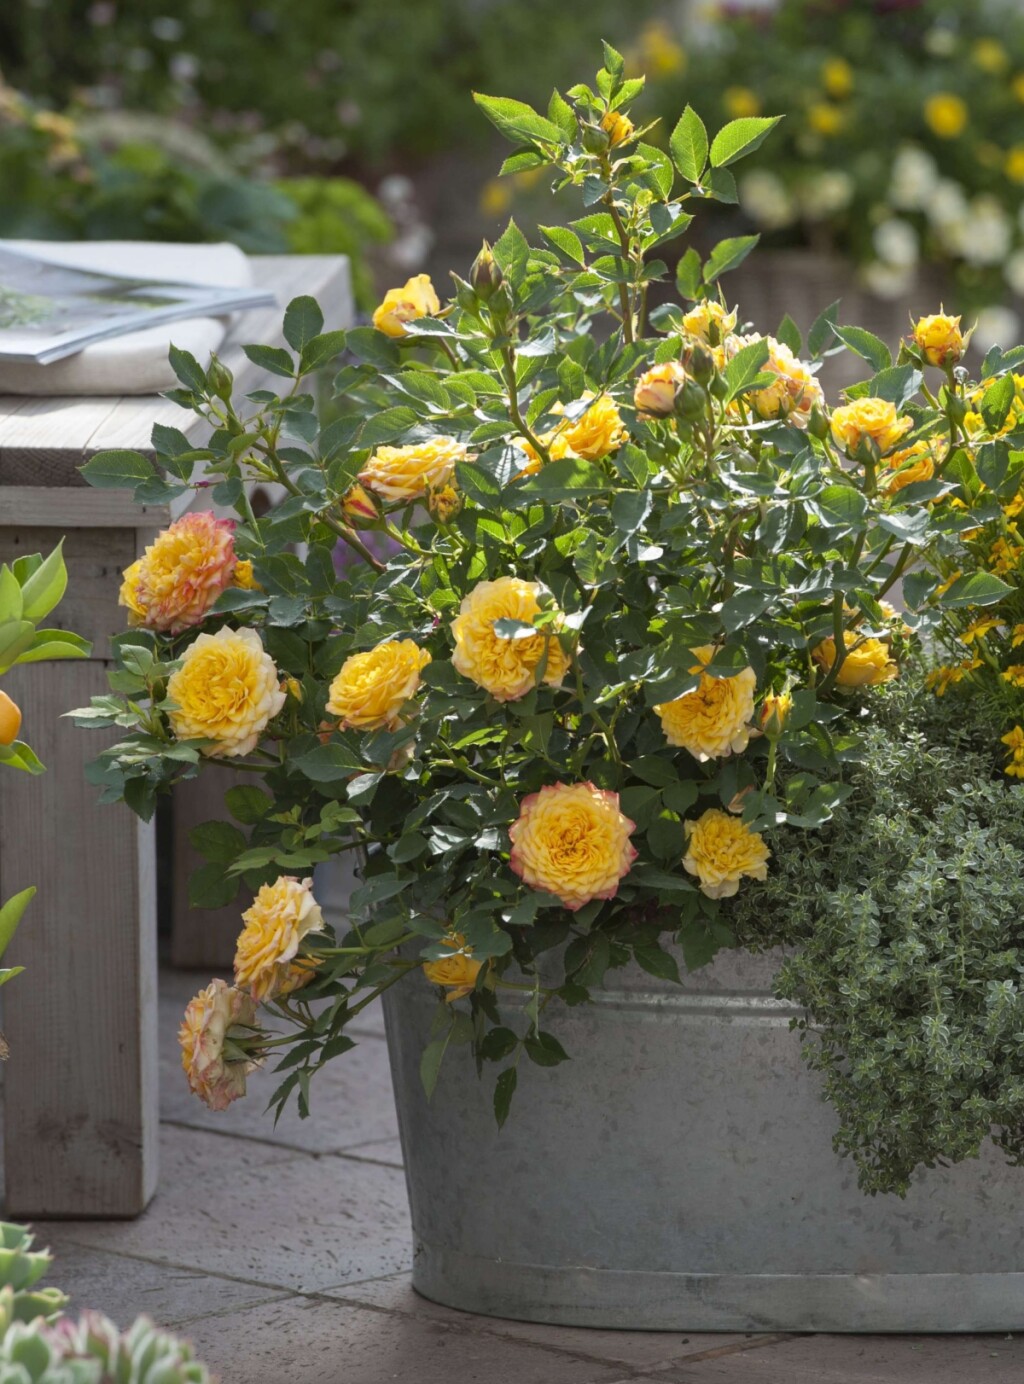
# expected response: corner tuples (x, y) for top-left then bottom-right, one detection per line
(0, 659), (158, 1217)
(0, 487), (168, 529)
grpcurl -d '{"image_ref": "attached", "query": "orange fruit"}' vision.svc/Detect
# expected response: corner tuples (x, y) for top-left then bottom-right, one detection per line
(0, 689), (22, 746)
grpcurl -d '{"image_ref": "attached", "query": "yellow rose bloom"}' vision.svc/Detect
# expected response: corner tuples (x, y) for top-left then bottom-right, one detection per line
(233, 559), (259, 590)
(326, 638), (431, 732)
(179, 979), (259, 1111)
(555, 392), (627, 461)
(885, 439), (938, 494)
(743, 336), (824, 427)
(372, 273), (441, 338)
(924, 93), (968, 139)
(119, 512), (239, 633)
(812, 631), (898, 688)
(682, 808), (770, 899)
(1001, 724), (1024, 779)
(912, 312), (965, 366)
(601, 108), (635, 147)
(821, 57), (854, 99)
(167, 626), (286, 757)
(509, 781), (637, 911)
(724, 86), (760, 119)
(358, 436), (467, 504)
(682, 300), (737, 346)
(655, 647), (756, 761)
(451, 577), (570, 702)
(511, 429), (570, 478)
(235, 876), (325, 1004)
(831, 397), (912, 457)
(634, 360), (687, 418)
(422, 934), (484, 1003)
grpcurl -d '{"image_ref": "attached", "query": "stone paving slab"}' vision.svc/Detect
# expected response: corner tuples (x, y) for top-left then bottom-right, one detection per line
(44, 1123), (411, 1293)
(323, 1269), (772, 1370)
(650, 1332), (1024, 1383)
(175, 1293), (629, 1384)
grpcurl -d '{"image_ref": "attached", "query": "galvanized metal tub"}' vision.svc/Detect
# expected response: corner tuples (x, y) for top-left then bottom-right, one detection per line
(382, 948), (1024, 1332)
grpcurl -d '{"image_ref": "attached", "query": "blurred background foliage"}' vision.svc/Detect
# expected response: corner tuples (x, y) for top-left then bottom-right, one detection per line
(1, 0), (1023, 332)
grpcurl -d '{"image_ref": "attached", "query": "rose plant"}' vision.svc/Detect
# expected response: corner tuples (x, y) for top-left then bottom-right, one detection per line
(71, 49), (1019, 1152)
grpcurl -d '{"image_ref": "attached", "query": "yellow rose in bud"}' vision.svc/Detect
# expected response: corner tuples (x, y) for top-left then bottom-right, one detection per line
(912, 312), (965, 366)
(372, 273), (441, 337)
(509, 781), (637, 912)
(885, 439), (938, 493)
(0, 689), (22, 746)
(167, 627), (286, 757)
(682, 300), (737, 346)
(451, 576), (570, 702)
(655, 647), (756, 761)
(830, 397), (912, 457)
(235, 876), (325, 1004)
(601, 108), (634, 147)
(821, 57), (854, 99)
(759, 691), (792, 736)
(812, 632), (898, 688)
(427, 482), (462, 524)
(233, 559), (259, 590)
(342, 483), (378, 525)
(359, 436), (467, 504)
(634, 361), (687, 418)
(422, 934), (484, 1003)
(283, 676), (303, 703)
(326, 638), (431, 732)
(724, 86), (760, 119)
(683, 808), (770, 899)
(924, 92), (968, 139)
(742, 336), (824, 427)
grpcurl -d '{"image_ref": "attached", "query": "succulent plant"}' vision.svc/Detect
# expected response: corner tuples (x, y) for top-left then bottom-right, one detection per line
(0, 1312), (213, 1383)
(0, 1225), (66, 1328)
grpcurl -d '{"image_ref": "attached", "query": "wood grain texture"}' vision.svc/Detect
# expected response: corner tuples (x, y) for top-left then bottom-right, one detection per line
(0, 660), (158, 1217)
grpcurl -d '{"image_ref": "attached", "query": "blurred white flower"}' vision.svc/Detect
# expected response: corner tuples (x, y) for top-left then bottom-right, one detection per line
(862, 261), (915, 300)
(929, 179), (969, 229)
(151, 16), (183, 41)
(956, 197), (1012, 266)
(738, 170), (796, 230)
(925, 26), (957, 56)
(873, 218), (919, 269)
(1005, 249), (1024, 296)
(973, 305), (1020, 353)
(889, 146), (939, 211)
(798, 170), (853, 219)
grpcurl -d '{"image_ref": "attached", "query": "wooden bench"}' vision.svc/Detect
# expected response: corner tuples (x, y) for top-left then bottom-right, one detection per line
(0, 254), (352, 1217)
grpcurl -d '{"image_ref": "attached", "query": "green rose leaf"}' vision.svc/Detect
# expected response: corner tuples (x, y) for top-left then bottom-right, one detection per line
(709, 115), (783, 168)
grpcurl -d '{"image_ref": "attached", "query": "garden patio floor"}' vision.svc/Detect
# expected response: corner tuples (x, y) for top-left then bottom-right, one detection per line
(26, 965), (1024, 1384)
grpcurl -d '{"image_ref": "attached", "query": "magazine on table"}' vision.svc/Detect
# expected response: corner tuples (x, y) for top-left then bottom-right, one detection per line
(0, 243), (275, 365)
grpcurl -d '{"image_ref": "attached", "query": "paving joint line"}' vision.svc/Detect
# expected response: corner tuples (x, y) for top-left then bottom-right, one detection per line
(160, 1119), (404, 1169)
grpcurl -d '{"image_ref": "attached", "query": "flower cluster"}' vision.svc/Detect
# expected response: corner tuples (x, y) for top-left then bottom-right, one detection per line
(73, 51), (1015, 1139)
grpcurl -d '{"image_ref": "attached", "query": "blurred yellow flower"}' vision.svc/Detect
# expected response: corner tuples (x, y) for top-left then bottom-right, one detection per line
(724, 86), (760, 119)
(235, 876), (324, 1003)
(821, 58), (854, 99)
(480, 178), (513, 217)
(988, 537), (1023, 577)
(451, 576), (570, 702)
(962, 617), (1002, 643)
(1012, 623), (1024, 648)
(1002, 665), (1024, 689)
(972, 38), (1009, 74)
(637, 21), (686, 77)
(372, 273), (441, 337)
(167, 627), (286, 757)
(1007, 147), (1024, 183)
(509, 781), (637, 911)
(655, 647), (756, 761)
(359, 436), (467, 503)
(808, 102), (843, 137)
(422, 934), (484, 1003)
(1014, 73), (1024, 104)
(926, 660), (980, 696)
(924, 93), (968, 139)
(326, 638), (431, 732)
(682, 808), (770, 899)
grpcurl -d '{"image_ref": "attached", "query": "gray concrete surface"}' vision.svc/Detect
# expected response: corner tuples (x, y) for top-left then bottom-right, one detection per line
(25, 967), (1024, 1384)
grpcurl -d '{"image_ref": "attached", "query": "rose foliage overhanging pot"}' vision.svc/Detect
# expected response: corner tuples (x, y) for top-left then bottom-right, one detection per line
(71, 48), (1024, 1329)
